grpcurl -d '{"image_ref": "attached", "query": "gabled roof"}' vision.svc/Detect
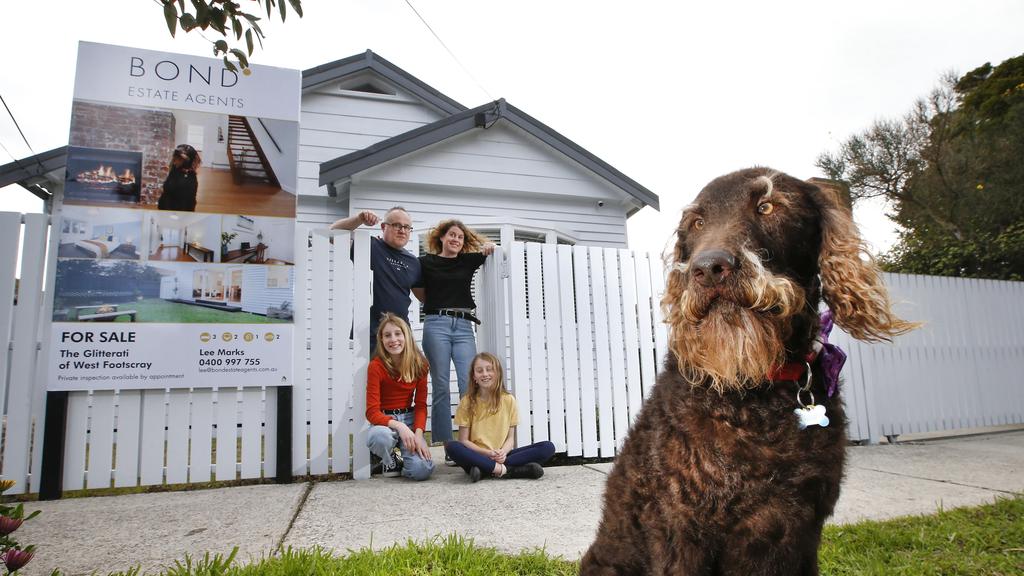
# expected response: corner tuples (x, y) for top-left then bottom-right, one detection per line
(303, 50), (466, 115)
(0, 146), (66, 200)
(318, 99), (659, 212)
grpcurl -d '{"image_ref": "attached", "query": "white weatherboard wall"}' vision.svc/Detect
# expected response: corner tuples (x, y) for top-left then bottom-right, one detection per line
(295, 84), (449, 230)
(348, 125), (632, 248)
(3, 212), (1024, 494)
(297, 87), (447, 198)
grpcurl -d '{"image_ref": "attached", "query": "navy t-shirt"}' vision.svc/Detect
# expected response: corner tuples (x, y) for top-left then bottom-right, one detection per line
(369, 236), (421, 330)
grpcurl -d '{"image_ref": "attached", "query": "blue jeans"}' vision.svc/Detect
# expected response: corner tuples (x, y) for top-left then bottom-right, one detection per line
(422, 315), (476, 443)
(366, 412), (434, 481)
(445, 440), (555, 475)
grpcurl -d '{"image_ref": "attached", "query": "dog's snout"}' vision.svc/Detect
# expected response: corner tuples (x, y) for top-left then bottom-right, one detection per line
(691, 250), (737, 286)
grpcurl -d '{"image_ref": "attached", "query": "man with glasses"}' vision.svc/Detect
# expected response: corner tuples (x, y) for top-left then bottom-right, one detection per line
(330, 207), (420, 348)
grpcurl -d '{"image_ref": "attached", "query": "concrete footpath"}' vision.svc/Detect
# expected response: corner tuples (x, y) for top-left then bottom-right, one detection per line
(19, 428), (1024, 575)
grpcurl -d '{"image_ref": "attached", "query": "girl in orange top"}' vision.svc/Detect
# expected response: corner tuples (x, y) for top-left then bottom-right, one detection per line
(365, 313), (434, 480)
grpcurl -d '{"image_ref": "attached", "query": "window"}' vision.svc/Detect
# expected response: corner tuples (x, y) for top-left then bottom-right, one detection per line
(267, 266), (289, 288)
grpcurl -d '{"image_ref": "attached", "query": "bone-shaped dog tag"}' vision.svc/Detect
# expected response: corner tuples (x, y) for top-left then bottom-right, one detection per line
(794, 404), (829, 430)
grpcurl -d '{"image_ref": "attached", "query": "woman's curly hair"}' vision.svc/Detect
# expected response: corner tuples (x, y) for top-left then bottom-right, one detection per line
(425, 219), (488, 254)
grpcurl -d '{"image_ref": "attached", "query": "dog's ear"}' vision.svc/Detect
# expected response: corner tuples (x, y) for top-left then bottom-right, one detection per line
(816, 186), (918, 341)
(661, 215), (688, 330)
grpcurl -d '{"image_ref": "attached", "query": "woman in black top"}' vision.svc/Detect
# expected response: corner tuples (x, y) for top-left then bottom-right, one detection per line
(157, 144), (201, 211)
(413, 220), (495, 455)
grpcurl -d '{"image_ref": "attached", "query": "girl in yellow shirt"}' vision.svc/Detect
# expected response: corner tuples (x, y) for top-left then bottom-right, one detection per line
(445, 352), (555, 482)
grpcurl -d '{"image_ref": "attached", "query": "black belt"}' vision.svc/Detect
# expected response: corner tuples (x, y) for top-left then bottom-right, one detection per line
(427, 309), (481, 324)
(383, 407), (412, 415)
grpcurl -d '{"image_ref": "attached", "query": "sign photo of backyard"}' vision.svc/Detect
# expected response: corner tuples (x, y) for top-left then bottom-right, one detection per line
(52, 260), (293, 324)
(64, 101), (297, 217)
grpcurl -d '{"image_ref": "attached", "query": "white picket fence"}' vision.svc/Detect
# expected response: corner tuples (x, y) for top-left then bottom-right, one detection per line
(1, 213), (48, 495)
(295, 229), (373, 480)
(2, 211), (1024, 495)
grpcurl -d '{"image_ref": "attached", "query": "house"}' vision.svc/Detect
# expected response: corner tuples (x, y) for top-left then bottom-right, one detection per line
(291, 52), (660, 451)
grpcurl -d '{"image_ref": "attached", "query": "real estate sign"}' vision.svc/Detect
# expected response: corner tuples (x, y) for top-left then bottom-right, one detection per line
(47, 42), (300, 391)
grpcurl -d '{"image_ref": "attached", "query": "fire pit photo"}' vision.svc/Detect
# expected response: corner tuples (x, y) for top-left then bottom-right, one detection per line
(64, 146), (142, 204)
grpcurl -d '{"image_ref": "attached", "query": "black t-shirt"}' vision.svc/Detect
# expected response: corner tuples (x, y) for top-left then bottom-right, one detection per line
(414, 252), (487, 312)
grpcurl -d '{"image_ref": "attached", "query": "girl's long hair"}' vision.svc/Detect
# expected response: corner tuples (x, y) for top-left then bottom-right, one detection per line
(425, 219), (488, 255)
(464, 352), (508, 420)
(373, 313), (428, 382)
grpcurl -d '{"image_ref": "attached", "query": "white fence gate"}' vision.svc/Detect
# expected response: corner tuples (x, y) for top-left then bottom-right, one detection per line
(2, 211), (1024, 496)
(492, 242), (668, 459)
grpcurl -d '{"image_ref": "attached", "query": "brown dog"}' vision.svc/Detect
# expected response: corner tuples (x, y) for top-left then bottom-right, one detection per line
(580, 168), (915, 575)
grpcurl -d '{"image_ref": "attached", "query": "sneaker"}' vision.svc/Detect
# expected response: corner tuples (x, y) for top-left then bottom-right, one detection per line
(382, 451), (403, 478)
(370, 454), (383, 475)
(445, 454), (457, 467)
(469, 466), (482, 483)
(506, 462), (544, 479)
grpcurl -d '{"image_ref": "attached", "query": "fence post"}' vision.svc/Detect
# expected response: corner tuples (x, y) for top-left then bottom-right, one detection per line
(275, 386), (292, 483)
(39, 391), (68, 500)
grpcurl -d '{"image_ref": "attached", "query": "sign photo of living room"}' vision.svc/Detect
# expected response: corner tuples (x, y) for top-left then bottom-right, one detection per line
(65, 102), (297, 218)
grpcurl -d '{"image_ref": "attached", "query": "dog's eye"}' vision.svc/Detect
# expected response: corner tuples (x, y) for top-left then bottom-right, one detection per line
(693, 218), (704, 231)
(757, 202), (774, 215)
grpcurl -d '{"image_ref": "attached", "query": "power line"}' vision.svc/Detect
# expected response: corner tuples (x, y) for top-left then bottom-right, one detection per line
(0, 92), (37, 157)
(0, 92), (58, 191)
(0, 136), (53, 200)
(0, 137), (49, 199)
(0, 138), (20, 162)
(403, 0), (493, 101)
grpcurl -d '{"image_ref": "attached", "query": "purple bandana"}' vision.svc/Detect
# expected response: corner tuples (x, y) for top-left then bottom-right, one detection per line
(817, 310), (846, 397)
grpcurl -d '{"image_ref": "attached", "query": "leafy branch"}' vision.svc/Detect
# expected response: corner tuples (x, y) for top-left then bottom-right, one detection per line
(158, 0), (303, 73)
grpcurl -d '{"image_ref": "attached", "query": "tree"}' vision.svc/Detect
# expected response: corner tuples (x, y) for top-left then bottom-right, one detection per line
(157, 0), (303, 72)
(817, 53), (1024, 280)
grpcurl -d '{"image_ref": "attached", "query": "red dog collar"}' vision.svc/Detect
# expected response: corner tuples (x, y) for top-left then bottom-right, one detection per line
(769, 350), (817, 382)
(769, 361), (807, 382)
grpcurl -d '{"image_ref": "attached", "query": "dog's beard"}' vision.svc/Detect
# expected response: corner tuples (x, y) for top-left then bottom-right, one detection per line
(666, 249), (806, 393)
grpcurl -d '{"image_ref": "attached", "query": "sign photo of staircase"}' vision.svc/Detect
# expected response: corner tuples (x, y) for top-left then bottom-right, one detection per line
(227, 115), (279, 187)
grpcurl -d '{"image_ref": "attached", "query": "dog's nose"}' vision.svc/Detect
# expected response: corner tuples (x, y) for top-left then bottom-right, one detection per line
(691, 250), (737, 286)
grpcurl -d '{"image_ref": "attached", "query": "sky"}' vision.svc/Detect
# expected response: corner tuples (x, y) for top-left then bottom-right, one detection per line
(2, 0), (1022, 256)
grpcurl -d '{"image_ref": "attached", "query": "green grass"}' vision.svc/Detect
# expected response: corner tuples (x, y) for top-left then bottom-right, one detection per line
(76, 497), (1024, 575)
(103, 536), (578, 576)
(820, 496), (1024, 575)
(89, 298), (289, 323)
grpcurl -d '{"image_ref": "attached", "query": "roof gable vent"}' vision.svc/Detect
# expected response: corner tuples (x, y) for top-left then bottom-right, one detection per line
(347, 82), (392, 95)
(338, 74), (396, 96)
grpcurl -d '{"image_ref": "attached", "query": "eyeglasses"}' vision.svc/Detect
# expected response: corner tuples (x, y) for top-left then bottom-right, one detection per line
(384, 222), (414, 233)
